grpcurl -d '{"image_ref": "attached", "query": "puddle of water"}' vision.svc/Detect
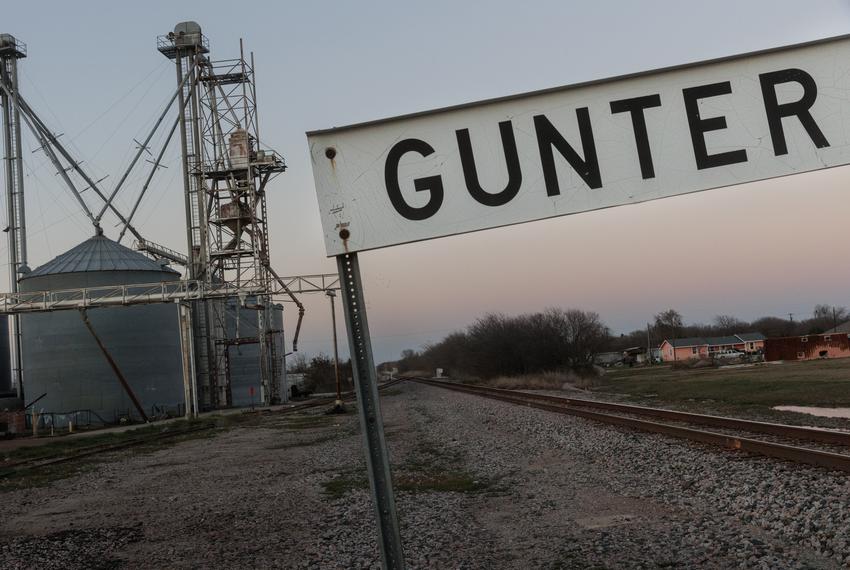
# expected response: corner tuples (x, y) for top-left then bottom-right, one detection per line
(772, 406), (850, 419)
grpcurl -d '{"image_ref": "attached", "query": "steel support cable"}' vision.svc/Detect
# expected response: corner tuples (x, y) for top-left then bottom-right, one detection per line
(12, 91), (143, 239)
(96, 64), (195, 223)
(0, 77), (99, 227)
(20, 61), (169, 165)
(19, 155), (91, 241)
(117, 116), (180, 243)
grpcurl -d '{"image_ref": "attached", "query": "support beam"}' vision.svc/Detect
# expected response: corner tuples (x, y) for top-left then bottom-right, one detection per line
(177, 302), (199, 417)
(80, 309), (149, 423)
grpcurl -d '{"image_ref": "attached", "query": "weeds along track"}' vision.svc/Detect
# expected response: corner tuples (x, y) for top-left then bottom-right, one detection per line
(0, 378), (405, 477)
(409, 377), (850, 473)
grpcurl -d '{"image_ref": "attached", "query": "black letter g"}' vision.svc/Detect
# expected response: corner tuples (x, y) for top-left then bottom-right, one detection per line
(384, 139), (444, 221)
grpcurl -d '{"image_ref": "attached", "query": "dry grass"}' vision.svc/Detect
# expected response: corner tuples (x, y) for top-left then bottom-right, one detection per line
(470, 371), (597, 391)
(402, 370), (431, 378)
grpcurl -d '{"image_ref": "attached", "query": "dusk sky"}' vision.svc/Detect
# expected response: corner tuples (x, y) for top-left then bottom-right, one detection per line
(4, 1), (850, 364)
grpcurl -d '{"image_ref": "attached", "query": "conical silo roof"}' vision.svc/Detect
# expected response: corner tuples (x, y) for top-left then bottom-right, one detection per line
(23, 235), (180, 278)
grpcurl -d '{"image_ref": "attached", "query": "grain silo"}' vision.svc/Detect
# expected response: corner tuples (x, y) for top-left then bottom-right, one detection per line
(19, 235), (185, 424)
(226, 298), (284, 407)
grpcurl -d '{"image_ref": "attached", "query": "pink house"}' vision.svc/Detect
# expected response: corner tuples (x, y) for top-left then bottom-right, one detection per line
(659, 333), (766, 361)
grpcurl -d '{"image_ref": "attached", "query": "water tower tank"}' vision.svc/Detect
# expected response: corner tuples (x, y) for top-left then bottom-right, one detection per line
(19, 236), (184, 423)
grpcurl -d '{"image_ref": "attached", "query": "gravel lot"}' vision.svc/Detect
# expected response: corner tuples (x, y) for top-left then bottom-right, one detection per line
(1, 381), (849, 569)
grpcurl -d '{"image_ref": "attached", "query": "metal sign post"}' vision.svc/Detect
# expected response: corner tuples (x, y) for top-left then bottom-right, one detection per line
(336, 251), (404, 569)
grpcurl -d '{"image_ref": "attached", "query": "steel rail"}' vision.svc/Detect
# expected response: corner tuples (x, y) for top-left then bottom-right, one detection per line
(2, 378), (404, 475)
(409, 378), (850, 473)
(414, 378), (850, 446)
(0, 423), (216, 474)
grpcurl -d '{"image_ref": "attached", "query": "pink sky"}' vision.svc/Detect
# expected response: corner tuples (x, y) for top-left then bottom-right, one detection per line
(4, 1), (850, 363)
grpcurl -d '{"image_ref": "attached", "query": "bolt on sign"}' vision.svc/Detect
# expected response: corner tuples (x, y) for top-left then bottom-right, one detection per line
(308, 35), (850, 256)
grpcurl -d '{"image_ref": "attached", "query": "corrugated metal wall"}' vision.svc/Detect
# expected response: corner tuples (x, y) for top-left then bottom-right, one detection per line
(227, 299), (283, 407)
(20, 270), (184, 424)
(765, 334), (850, 361)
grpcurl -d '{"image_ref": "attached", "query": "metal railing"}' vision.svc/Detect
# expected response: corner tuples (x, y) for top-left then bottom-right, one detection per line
(0, 280), (266, 314)
(0, 272), (341, 315)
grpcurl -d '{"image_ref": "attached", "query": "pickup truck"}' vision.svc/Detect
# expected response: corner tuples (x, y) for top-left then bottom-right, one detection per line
(713, 350), (745, 359)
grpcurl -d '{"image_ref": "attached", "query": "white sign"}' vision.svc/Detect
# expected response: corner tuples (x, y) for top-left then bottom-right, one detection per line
(308, 35), (850, 257)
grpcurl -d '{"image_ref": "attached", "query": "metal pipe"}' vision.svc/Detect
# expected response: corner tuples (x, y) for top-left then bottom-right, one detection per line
(79, 309), (149, 423)
(266, 264), (305, 352)
(188, 55), (208, 279)
(174, 53), (196, 278)
(177, 302), (198, 417)
(0, 63), (23, 399)
(257, 299), (270, 404)
(9, 60), (25, 269)
(8, 60), (25, 400)
(328, 289), (342, 403)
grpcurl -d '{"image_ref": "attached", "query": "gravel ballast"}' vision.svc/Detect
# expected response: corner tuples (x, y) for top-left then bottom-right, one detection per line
(1, 381), (848, 569)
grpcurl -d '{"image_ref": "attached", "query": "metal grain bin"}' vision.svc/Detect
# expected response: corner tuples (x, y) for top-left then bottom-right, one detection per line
(19, 235), (184, 424)
(226, 298), (284, 407)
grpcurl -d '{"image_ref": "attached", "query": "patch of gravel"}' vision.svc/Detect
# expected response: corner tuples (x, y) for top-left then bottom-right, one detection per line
(0, 382), (848, 568)
(0, 526), (143, 570)
(410, 382), (850, 568)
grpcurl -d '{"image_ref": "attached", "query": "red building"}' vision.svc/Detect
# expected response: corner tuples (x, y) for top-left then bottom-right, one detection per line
(765, 333), (850, 361)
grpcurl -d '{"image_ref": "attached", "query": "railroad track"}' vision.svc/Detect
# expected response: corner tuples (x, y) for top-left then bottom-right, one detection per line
(408, 377), (850, 473)
(1, 378), (405, 477)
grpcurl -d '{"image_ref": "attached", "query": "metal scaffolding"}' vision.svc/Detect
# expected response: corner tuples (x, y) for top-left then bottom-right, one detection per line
(158, 22), (286, 407)
(0, 24), (322, 414)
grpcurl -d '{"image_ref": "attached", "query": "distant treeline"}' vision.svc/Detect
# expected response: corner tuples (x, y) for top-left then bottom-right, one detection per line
(392, 304), (849, 377)
(396, 309), (609, 379)
(609, 305), (849, 353)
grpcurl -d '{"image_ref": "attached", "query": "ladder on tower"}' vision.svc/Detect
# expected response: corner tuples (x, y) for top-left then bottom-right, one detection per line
(177, 51), (219, 409)
(0, 35), (28, 398)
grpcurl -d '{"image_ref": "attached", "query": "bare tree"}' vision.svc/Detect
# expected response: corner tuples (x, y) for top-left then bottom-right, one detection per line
(654, 309), (683, 340)
(813, 304), (847, 321)
(287, 352), (309, 373)
(713, 314), (745, 335)
(559, 309), (610, 366)
(808, 304), (848, 334)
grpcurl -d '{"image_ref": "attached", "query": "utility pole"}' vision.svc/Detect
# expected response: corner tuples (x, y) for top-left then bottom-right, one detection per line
(646, 323), (652, 365)
(327, 288), (344, 413)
